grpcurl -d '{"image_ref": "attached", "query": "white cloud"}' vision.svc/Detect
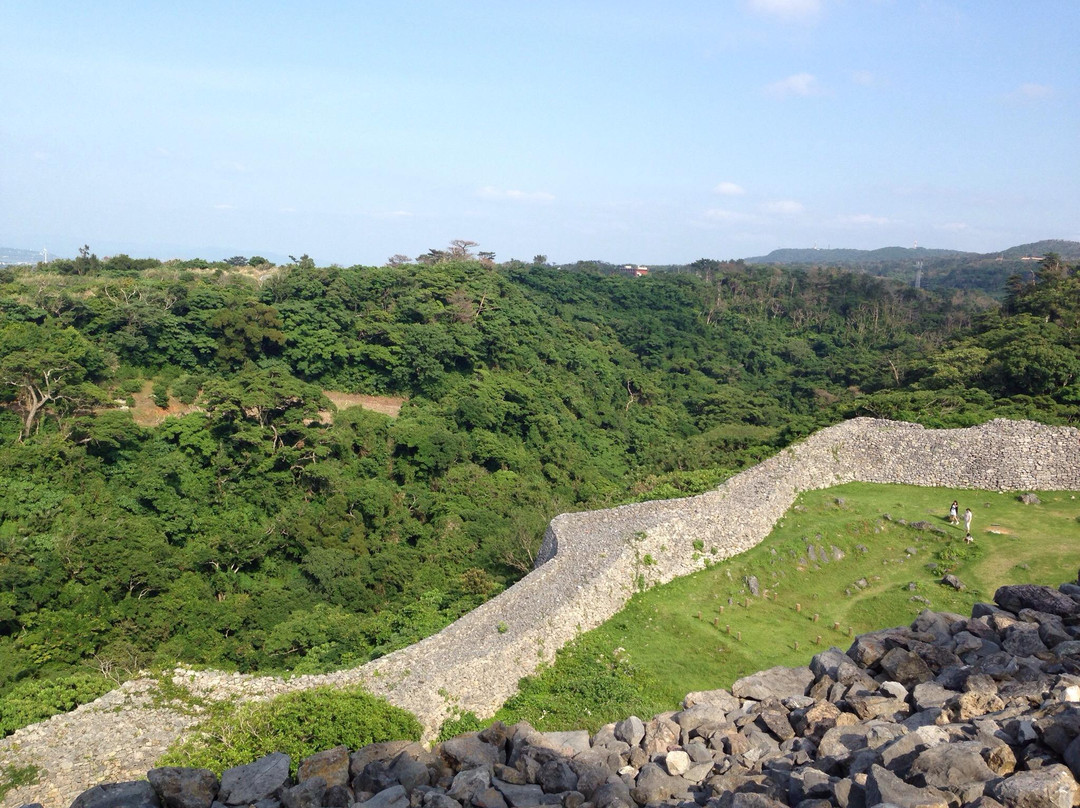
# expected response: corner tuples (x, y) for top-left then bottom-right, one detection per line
(765, 73), (821, 98)
(1013, 82), (1052, 100)
(935, 222), (968, 232)
(714, 181), (746, 196)
(837, 213), (891, 225)
(747, 0), (822, 21)
(213, 204), (235, 210)
(477, 186), (555, 202)
(851, 70), (875, 86)
(763, 200), (804, 214)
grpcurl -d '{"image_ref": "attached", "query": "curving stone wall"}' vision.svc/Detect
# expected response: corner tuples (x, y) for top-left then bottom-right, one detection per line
(3, 417), (1080, 808)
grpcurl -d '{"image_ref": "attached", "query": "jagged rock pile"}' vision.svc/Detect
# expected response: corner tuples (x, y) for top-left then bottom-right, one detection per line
(44, 579), (1080, 808)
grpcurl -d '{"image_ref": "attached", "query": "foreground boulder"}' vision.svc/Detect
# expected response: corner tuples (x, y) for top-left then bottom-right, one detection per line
(47, 577), (1080, 808)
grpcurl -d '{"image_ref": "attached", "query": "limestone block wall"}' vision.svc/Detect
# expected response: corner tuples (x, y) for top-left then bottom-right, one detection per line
(3, 417), (1079, 808)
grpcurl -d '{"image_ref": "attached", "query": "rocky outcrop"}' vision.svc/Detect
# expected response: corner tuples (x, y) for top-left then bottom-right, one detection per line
(4, 418), (1080, 808)
(47, 577), (1080, 808)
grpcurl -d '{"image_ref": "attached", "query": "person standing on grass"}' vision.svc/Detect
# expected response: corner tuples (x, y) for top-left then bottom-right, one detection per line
(949, 500), (960, 525)
(964, 507), (973, 534)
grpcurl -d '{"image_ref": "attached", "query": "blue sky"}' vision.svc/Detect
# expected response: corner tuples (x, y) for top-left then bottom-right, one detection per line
(2, 1), (1077, 265)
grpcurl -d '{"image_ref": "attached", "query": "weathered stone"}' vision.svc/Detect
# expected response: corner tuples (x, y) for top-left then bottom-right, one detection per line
(991, 765), (1079, 808)
(492, 777), (545, 807)
(613, 715), (645, 747)
(537, 759), (578, 794)
(818, 721), (908, 761)
(539, 731), (590, 757)
(996, 585), (1080, 618)
(352, 742), (417, 779)
(70, 782), (161, 808)
(879, 646), (934, 686)
(865, 764), (951, 808)
(358, 785), (410, 808)
(219, 753), (291, 806)
(943, 574), (966, 591)
(472, 787), (509, 808)
(630, 763), (686, 804)
(298, 745), (350, 788)
(280, 777), (326, 808)
(147, 767), (219, 808)
(732, 666), (814, 701)
(441, 735), (502, 769)
(447, 768), (491, 802)
(910, 741), (997, 793)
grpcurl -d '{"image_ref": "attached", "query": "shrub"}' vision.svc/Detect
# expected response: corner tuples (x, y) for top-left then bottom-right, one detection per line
(152, 381), (170, 408)
(159, 686), (422, 775)
(171, 374), (202, 405)
(0, 672), (113, 737)
(437, 711), (484, 741)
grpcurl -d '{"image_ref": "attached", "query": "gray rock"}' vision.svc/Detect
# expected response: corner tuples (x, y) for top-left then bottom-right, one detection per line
(613, 715), (645, 747)
(537, 759), (578, 793)
(943, 574), (966, 591)
(390, 753), (431, 793)
(909, 741), (997, 792)
(732, 666), (814, 701)
(539, 731), (591, 756)
(441, 735), (501, 769)
(147, 767), (219, 808)
(280, 777), (326, 808)
(746, 575), (761, 596)
(661, 750), (691, 776)
(491, 778), (545, 807)
(358, 785), (409, 808)
(995, 585), (1080, 618)
(71, 782), (161, 808)
(351, 742), (416, 779)
(1019, 493), (1041, 505)
(879, 647), (934, 686)
(631, 763), (688, 804)
(472, 787), (509, 808)
(299, 745), (350, 788)
(219, 753), (291, 806)
(683, 688), (740, 711)
(991, 765), (1079, 808)
(448, 768), (491, 802)
(818, 721), (908, 761)
(865, 764), (951, 808)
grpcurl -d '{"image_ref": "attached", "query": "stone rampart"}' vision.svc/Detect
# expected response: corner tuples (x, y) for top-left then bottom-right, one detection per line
(4, 417), (1080, 808)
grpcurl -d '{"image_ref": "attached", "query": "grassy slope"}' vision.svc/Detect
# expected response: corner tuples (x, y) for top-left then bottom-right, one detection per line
(496, 482), (1080, 731)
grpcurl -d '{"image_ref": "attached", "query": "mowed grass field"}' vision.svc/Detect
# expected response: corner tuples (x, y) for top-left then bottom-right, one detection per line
(494, 482), (1080, 732)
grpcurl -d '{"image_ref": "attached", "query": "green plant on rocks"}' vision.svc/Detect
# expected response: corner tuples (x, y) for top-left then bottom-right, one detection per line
(159, 686), (421, 775)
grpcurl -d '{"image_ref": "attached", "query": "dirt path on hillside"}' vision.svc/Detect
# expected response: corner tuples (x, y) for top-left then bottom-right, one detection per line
(125, 384), (404, 426)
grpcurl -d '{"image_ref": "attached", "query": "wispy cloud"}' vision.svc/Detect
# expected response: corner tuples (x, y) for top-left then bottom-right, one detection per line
(935, 221), (969, 232)
(714, 181), (746, 196)
(213, 204), (235, 210)
(477, 186), (555, 202)
(747, 0), (822, 22)
(1010, 82), (1052, 100)
(851, 70), (875, 87)
(765, 73), (821, 98)
(762, 200), (804, 214)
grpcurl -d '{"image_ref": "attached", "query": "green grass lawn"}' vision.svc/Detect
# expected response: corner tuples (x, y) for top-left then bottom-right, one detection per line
(494, 482), (1080, 733)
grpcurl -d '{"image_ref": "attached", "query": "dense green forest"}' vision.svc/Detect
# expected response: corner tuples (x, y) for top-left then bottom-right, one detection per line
(0, 248), (1077, 735)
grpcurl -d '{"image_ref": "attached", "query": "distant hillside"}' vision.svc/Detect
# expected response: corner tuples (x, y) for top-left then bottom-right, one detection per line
(0, 246), (48, 265)
(747, 246), (967, 265)
(743, 240), (1080, 299)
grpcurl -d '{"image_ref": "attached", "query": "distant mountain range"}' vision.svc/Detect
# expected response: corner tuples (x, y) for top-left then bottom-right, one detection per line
(745, 239), (1080, 266)
(0, 246), (49, 265)
(743, 240), (1080, 299)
